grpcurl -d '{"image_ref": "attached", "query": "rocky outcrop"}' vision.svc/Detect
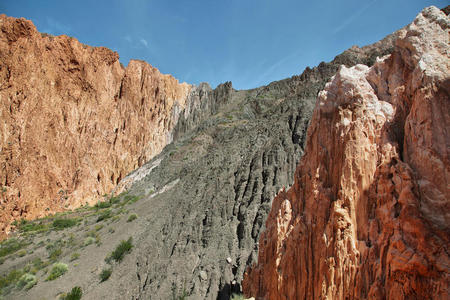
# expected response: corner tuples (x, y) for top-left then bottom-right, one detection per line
(0, 7), (401, 299)
(173, 81), (234, 141)
(243, 6), (449, 300)
(0, 15), (192, 236)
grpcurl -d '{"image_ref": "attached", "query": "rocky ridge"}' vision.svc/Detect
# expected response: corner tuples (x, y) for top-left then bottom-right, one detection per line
(0, 14), (193, 237)
(243, 6), (449, 299)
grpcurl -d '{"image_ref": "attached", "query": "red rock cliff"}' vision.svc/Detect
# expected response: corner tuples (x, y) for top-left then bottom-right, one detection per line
(243, 6), (449, 299)
(0, 15), (192, 236)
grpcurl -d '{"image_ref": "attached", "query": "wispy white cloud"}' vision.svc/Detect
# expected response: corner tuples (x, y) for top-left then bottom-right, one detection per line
(122, 35), (156, 57)
(140, 38), (148, 48)
(332, 0), (377, 34)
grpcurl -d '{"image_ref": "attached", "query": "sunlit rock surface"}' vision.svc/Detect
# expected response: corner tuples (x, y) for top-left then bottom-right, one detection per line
(0, 14), (192, 237)
(243, 6), (449, 300)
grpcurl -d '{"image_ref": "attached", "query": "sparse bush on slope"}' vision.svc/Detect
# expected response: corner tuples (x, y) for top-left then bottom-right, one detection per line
(46, 263), (68, 281)
(106, 237), (133, 263)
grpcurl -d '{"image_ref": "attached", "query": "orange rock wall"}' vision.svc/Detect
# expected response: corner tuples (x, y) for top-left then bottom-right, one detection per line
(243, 6), (449, 299)
(0, 15), (192, 236)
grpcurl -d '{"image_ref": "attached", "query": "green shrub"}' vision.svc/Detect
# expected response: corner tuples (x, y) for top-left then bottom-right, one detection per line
(83, 237), (95, 247)
(52, 218), (78, 229)
(70, 252), (80, 261)
(117, 194), (141, 207)
(124, 195), (140, 205)
(32, 257), (49, 271)
(67, 233), (76, 242)
(63, 286), (82, 300)
(231, 294), (245, 300)
(85, 230), (97, 238)
(84, 230), (101, 246)
(95, 224), (104, 231)
(0, 269), (24, 290)
(127, 214), (137, 222)
(94, 201), (111, 209)
(16, 249), (27, 257)
(108, 237), (133, 263)
(99, 268), (112, 282)
(19, 221), (49, 233)
(49, 248), (62, 261)
(16, 273), (37, 290)
(96, 210), (112, 222)
(46, 239), (65, 254)
(46, 263), (68, 281)
(109, 196), (121, 205)
(32, 257), (43, 267)
(0, 238), (27, 257)
(95, 235), (101, 246)
(110, 215), (120, 223)
(23, 264), (31, 273)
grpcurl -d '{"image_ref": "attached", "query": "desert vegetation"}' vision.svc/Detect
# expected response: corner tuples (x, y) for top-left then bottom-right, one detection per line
(107, 237), (133, 263)
(99, 268), (112, 282)
(46, 263), (68, 281)
(0, 191), (142, 297)
(60, 286), (82, 300)
(127, 214), (138, 222)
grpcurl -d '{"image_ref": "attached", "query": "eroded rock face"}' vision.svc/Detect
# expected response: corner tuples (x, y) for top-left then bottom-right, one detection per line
(0, 15), (192, 236)
(0, 7), (401, 300)
(243, 6), (449, 300)
(104, 33), (396, 300)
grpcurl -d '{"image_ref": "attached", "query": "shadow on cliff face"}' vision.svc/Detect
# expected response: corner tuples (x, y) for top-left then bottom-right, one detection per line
(217, 282), (241, 300)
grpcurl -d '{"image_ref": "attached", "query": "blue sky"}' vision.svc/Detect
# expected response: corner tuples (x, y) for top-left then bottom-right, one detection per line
(1, 0), (447, 89)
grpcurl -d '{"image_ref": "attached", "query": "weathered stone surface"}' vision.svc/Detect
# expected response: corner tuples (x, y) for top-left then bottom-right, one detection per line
(0, 15), (192, 237)
(0, 8), (399, 300)
(243, 6), (449, 300)
(81, 30), (395, 300)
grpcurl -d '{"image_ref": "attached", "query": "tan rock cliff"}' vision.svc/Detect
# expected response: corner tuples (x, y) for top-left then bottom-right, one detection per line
(243, 6), (449, 299)
(0, 15), (192, 237)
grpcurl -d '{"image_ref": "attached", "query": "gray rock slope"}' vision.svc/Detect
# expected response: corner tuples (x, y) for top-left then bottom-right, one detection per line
(109, 34), (396, 300)
(0, 32), (396, 300)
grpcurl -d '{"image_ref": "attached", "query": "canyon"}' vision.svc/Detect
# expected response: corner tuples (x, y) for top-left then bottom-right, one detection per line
(243, 6), (449, 300)
(0, 5), (448, 300)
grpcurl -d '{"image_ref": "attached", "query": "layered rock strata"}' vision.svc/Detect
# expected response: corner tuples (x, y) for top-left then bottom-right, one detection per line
(94, 29), (397, 300)
(0, 15), (192, 236)
(243, 6), (449, 300)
